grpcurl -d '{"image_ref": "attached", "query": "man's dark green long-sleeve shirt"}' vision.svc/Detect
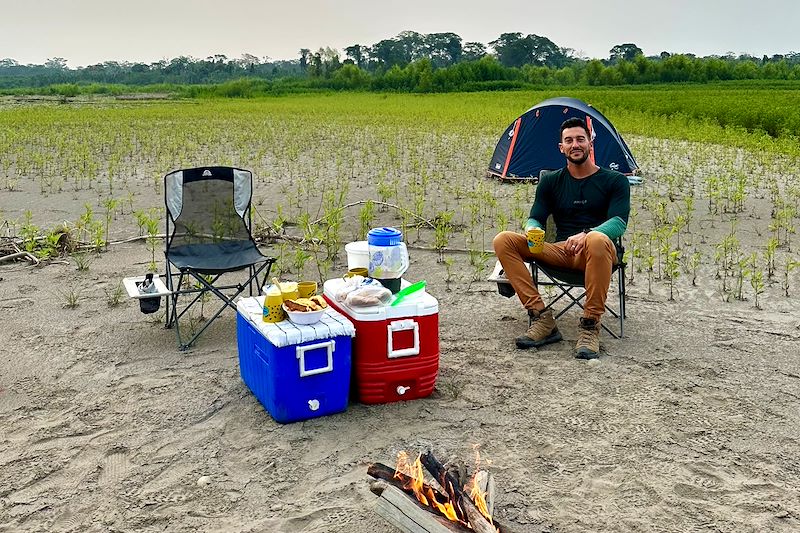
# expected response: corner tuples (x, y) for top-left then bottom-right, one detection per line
(528, 167), (630, 242)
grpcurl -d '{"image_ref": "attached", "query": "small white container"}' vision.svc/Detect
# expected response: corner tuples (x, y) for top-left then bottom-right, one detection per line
(345, 241), (369, 270)
(282, 304), (325, 325)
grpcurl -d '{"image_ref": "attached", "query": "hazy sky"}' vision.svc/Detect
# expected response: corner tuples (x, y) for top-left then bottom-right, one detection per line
(2, 0), (798, 67)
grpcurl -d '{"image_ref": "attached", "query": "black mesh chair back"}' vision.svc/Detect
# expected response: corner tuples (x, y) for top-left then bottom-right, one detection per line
(163, 166), (274, 350)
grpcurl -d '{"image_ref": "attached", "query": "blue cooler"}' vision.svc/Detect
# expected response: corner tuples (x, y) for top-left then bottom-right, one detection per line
(236, 297), (356, 423)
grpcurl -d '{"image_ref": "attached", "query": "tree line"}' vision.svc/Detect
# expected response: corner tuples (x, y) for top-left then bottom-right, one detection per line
(2, 31), (800, 93)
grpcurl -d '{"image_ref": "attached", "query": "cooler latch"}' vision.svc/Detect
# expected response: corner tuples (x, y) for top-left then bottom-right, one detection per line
(296, 340), (335, 377)
(387, 319), (420, 358)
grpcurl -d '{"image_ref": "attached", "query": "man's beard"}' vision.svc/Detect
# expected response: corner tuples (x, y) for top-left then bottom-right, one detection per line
(567, 149), (589, 165)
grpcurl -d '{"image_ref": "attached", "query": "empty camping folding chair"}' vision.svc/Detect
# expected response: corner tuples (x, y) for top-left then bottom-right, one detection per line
(163, 166), (275, 350)
(529, 239), (627, 338)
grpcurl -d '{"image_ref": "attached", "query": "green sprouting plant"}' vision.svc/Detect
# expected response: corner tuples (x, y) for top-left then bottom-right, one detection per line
(271, 204), (287, 235)
(376, 179), (393, 211)
(688, 250), (702, 286)
(105, 282), (124, 307)
(358, 200), (375, 241)
(145, 216), (160, 272)
(734, 255), (749, 301)
(320, 190), (345, 262)
(20, 210), (39, 253)
(194, 274), (213, 319)
(764, 237), (779, 278)
(682, 195), (695, 231)
(125, 190), (135, 214)
(433, 211), (454, 263)
(714, 221), (741, 291)
(467, 249), (491, 283)
(625, 233), (637, 284)
(91, 220), (106, 252)
(101, 197), (121, 248)
(782, 258), (798, 297)
(748, 253), (764, 309)
(73, 252), (92, 271)
(17, 212), (67, 260)
(133, 209), (149, 236)
(211, 214), (226, 242)
(37, 230), (63, 260)
(408, 179), (426, 242)
(770, 204), (797, 247)
(443, 257), (455, 291)
(292, 247), (312, 274)
(60, 285), (82, 309)
(76, 203), (95, 243)
(646, 254), (655, 295)
(665, 249), (681, 301)
(296, 211), (327, 279)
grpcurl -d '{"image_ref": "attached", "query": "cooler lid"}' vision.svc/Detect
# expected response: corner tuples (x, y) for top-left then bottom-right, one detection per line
(323, 278), (438, 321)
(236, 296), (355, 348)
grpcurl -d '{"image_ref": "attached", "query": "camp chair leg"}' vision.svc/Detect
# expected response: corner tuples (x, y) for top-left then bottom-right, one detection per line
(548, 287), (586, 320)
(530, 260), (625, 340)
(166, 261), (273, 350)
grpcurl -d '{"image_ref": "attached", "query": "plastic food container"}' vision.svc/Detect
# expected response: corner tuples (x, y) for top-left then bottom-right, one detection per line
(283, 304), (325, 325)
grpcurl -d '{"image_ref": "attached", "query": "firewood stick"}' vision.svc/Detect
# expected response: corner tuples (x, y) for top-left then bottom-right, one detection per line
(474, 471), (496, 517)
(485, 474), (495, 518)
(368, 462), (449, 502)
(420, 452), (497, 533)
(371, 481), (469, 533)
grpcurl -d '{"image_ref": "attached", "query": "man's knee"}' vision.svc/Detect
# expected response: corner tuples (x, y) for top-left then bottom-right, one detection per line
(586, 231), (613, 254)
(493, 231), (519, 254)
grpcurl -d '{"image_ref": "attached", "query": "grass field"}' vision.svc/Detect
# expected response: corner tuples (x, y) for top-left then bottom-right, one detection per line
(1, 86), (798, 305)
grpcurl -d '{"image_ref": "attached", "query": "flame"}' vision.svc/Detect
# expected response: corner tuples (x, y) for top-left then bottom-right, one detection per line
(395, 452), (460, 522)
(465, 445), (496, 527)
(469, 482), (493, 523)
(394, 449), (499, 532)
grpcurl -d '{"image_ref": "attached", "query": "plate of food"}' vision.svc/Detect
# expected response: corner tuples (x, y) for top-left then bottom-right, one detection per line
(282, 295), (328, 325)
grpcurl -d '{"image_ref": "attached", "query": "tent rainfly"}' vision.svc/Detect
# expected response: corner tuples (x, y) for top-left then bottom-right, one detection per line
(487, 97), (639, 182)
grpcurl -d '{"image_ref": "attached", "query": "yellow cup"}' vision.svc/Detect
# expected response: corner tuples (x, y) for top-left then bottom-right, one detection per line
(263, 287), (286, 323)
(527, 228), (545, 254)
(277, 281), (298, 302)
(345, 267), (368, 278)
(297, 281), (318, 298)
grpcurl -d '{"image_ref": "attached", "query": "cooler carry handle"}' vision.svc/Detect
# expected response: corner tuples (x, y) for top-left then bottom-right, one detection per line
(387, 319), (420, 358)
(296, 340), (335, 377)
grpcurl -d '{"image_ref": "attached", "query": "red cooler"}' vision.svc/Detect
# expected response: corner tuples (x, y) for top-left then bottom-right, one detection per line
(323, 278), (439, 404)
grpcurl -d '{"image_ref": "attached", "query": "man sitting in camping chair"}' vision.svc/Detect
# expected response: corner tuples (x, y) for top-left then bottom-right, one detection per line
(492, 117), (630, 359)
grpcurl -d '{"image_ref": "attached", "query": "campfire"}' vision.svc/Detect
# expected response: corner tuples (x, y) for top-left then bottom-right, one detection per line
(367, 450), (501, 533)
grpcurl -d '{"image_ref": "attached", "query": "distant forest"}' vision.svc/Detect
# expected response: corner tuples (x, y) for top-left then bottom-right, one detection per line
(2, 31), (800, 94)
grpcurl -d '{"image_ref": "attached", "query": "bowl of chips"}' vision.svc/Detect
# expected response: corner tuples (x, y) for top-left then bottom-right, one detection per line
(282, 295), (328, 325)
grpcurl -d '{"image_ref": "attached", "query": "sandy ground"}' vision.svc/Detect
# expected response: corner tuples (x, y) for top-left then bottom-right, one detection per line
(1, 235), (799, 532)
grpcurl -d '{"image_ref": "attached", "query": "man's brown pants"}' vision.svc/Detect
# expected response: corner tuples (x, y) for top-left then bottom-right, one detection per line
(492, 231), (617, 321)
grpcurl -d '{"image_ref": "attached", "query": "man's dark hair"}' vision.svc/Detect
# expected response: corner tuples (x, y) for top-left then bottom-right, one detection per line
(560, 117), (590, 139)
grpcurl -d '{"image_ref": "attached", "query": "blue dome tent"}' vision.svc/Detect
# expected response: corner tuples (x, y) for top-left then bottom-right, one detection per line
(488, 97), (639, 182)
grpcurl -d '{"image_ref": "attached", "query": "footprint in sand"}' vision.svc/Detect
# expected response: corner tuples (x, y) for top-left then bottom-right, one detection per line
(98, 447), (133, 487)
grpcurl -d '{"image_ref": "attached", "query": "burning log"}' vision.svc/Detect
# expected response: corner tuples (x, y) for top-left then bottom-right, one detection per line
(368, 462), (448, 500)
(370, 480), (472, 533)
(474, 471), (495, 517)
(420, 452), (498, 533)
(368, 462), (462, 523)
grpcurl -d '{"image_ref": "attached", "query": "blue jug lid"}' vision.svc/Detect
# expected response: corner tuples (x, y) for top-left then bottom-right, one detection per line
(367, 227), (403, 246)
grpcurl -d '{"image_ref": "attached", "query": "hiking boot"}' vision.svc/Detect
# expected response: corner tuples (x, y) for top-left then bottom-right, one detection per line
(575, 317), (601, 359)
(515, 309), (562, 349)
